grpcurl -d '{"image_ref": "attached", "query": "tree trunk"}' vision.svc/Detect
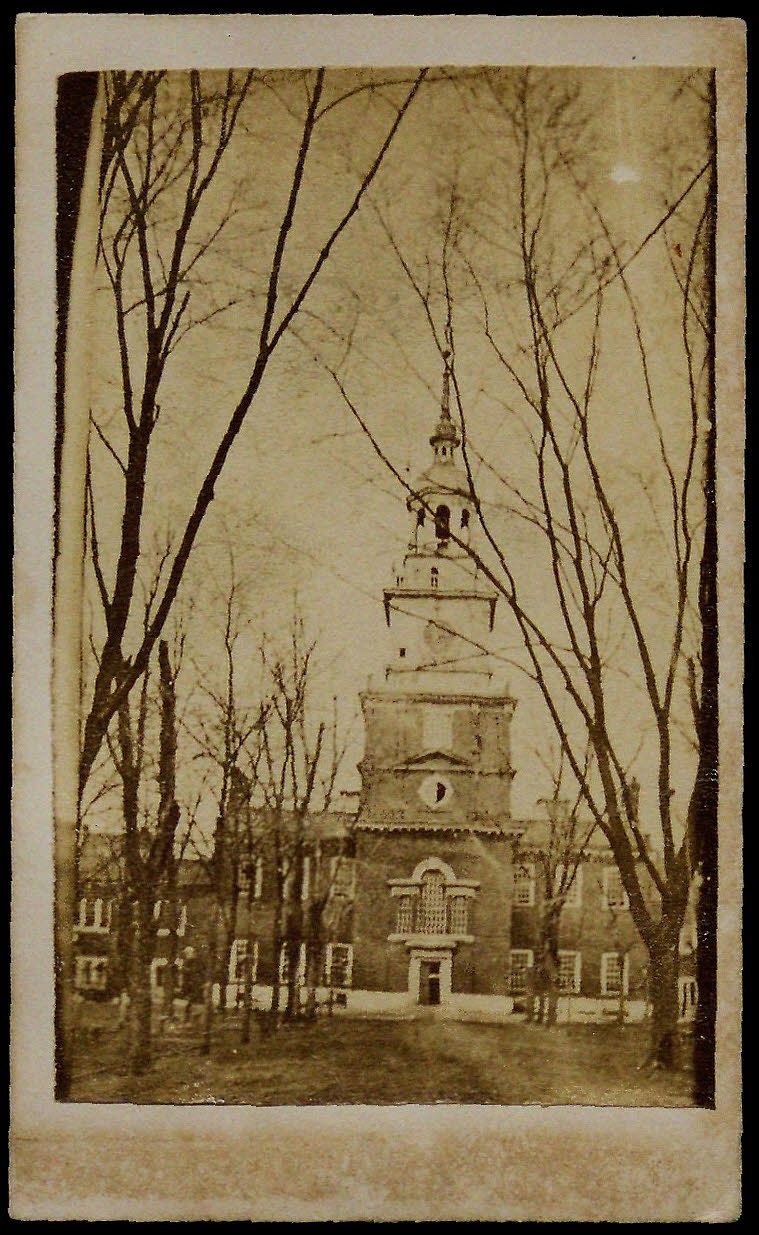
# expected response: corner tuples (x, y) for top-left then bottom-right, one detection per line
(285, 842), (305, 1020)
(617, 955), (628, 1026)
(201, 907), (220, 1056)
(540, 906), (561, 1028)
(163, 893), (180, 1018)
(130, 934), (153, 1075)
(269, 943), (281, 1023)
(218, 921), (236, 1017)
(111, 890), (135, 999)
(304, 941), (319, 1021)
(241, 945), (254, 1045)
(647, 938), (680, 1069)
(240, 879), (256, 1044)
(285, 934), (301, 1021)
(545, 961), (559, 1028)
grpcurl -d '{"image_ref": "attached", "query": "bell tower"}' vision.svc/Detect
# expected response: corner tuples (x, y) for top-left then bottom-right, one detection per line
(358, 352), (516, 830)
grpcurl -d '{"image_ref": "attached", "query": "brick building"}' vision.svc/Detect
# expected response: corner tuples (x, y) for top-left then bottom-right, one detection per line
(74, 384), (696, 1022)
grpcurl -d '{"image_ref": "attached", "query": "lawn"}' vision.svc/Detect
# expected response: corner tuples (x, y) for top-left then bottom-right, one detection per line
(69, 1008), (696, 1106)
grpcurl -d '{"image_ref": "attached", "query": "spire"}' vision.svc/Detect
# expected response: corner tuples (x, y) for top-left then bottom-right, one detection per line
(430, 348), (460, 452)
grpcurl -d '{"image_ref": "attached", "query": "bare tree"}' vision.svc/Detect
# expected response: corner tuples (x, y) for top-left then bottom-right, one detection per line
(326, 68), (714, 1072)
(520, 744), (596, 1027)
(103, 632), (183, 1074)
(254, 616), (348, 1023)
(79, 66), (429, 803)
(180, 579), (264, 1056)
(60, 66), (426, 1088)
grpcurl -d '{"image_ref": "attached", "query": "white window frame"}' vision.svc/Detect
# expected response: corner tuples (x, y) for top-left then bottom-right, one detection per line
(150, 957), (168, 990)
(154, 899), (184, 937)
(557, 949), (582, 994)
(75, 954), (109, 990)
(513, 862), (536, 907)
(253, 855), (264, 900)
(324, 942), (354, 988)
(301, 855), (311, 902)
(600, 951), (629, 997)
(602, 867), (630, 910)
(77, 896), (109, 932)
(154, 899), (168, 935)
(278, 941), (307, 984)
(555, 863), (582, 908)
(229, 938), (259, 985)
(509, 948), (534, 994)
(678, 976), (698, 1015)
(330, 856), (356, 900)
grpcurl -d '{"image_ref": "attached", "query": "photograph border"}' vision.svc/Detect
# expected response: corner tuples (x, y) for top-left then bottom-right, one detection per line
(12, 14), (744, 1221)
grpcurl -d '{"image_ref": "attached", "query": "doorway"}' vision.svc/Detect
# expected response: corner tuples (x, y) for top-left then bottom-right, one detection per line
(419, 960), (441, 1006)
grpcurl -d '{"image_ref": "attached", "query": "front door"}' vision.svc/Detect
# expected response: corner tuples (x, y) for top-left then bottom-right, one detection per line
(419, 960), (441, 1006)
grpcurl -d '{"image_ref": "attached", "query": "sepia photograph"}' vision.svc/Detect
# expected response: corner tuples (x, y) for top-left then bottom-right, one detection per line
(13, 14), (744, 1222)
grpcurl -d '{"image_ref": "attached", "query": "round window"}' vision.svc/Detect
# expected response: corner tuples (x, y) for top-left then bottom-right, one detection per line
(418, 774), (454, 809)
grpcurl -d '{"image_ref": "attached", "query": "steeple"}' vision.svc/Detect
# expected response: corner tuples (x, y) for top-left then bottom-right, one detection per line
(429, 349), (460, 461)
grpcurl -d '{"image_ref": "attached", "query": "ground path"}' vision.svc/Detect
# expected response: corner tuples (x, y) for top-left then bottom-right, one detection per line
(69, 1007), (694, 1106)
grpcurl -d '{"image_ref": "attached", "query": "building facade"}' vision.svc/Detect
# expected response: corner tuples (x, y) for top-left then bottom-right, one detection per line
(349, 388), (519, 1015)
(73, 384), (697, 1023)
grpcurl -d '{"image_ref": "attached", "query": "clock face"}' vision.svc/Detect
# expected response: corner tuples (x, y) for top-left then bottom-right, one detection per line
(418, 774), (454, 809)
(423, 620), (454, 653)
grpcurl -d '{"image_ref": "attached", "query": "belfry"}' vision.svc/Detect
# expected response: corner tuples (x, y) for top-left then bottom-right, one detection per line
(350, 357), (519, 1014)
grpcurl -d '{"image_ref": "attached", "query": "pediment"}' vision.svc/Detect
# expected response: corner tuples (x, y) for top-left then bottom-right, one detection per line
(398, 749), (471, 770)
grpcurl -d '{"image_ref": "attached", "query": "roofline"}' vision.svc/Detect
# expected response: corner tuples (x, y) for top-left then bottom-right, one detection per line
(383, 587), (497, 630)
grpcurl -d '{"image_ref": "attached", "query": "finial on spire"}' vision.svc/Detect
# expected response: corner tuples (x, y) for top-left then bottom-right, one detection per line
(441, 347), (452, 419)
(430, 345), (460, 452)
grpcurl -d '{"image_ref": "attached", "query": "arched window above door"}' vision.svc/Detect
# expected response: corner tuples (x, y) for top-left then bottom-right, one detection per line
(388, 858), (479, 939)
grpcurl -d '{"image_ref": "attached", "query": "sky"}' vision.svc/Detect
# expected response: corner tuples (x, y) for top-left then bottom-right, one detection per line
(84, 65), (711, 833)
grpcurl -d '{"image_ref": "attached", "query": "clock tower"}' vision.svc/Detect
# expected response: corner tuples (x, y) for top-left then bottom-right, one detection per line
(350, 357), (518, 1015)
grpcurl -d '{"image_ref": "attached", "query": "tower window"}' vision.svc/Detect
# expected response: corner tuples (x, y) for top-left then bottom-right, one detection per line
(416, 508), (425, 527)
(435, 781), (447, 803)
(399, 647), (406, 658)
(461, 509), (470, 530)
(434, 505), (450, 541)
(420, 871), (447, 934)
(430, 566), (439, 589)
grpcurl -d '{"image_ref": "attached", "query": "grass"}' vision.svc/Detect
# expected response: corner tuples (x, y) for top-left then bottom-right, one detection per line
(69, 1006), (696, 1107)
